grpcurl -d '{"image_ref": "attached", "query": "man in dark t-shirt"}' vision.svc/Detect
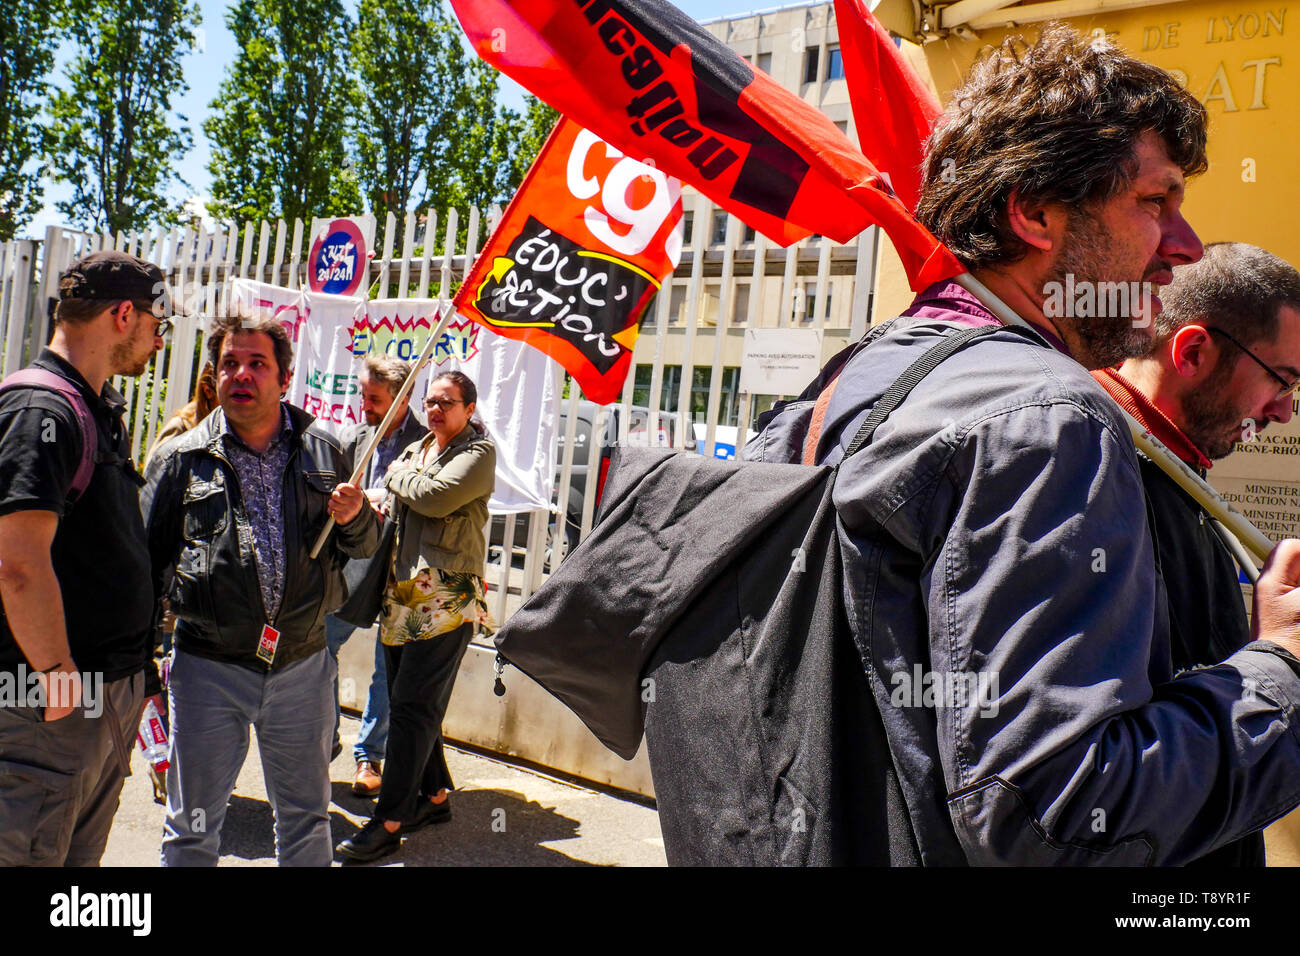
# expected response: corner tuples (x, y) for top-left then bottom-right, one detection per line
(1095, 241), (1300, 866)
(0, 250), (168, 865)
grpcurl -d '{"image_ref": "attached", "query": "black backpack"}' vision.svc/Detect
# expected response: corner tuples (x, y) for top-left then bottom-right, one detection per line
(494, 324), (1001, 865)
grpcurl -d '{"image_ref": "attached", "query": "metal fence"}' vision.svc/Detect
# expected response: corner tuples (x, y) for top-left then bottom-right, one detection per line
(2, 199), (874, 621)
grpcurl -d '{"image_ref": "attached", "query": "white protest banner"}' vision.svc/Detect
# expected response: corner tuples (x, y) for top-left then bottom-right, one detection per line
(229, 278), (366, 425)
(362, 298), (559, 514)
(295, 291), (369, 424)
(739, 328), (824, 396)
(229, 279), (557, 514)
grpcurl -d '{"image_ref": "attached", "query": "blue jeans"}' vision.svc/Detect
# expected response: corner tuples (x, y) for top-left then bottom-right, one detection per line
(162, 647), (335, 867)
(324, 614), (389, 763)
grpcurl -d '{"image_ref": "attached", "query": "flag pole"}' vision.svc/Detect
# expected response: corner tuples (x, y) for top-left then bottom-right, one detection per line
(308, 302), (457, 560)
(954, 271), (1273, 566)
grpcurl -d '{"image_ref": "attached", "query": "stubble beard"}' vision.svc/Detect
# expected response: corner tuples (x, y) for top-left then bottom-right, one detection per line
(1180, 358), (1250, 460)
(1048, 216), (1155, 370)
(109, 320), (154, 377)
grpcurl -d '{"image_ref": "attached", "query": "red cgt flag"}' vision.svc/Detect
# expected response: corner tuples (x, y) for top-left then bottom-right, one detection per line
(453, 118), (684, 404)
(448, 0), (963, 291)
(833, 0), (942, 213)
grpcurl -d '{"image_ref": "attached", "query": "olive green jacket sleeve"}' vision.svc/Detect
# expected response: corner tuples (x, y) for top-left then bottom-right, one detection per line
(385, 428), (496, 519)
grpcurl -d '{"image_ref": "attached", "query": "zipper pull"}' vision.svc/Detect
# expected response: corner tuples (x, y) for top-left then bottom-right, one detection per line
(493, 652), (507, 697)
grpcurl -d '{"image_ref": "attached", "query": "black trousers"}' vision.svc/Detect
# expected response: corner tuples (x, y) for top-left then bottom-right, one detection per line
(374, 623), (473, 824)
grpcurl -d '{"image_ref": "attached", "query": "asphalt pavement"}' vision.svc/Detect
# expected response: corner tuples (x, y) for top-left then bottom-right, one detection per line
(101, 714), (667, 867)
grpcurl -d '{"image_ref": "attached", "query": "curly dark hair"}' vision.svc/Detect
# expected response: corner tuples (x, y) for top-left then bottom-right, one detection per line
(916, 23), (1208, 269)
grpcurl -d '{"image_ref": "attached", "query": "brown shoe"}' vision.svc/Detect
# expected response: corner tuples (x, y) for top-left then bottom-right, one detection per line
(352, 760), (382, 796)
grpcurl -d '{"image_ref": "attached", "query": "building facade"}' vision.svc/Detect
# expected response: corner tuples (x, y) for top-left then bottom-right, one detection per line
(629, 1), (873, 432)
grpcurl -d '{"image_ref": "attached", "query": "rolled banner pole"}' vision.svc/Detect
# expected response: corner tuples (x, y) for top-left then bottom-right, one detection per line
(1210, 517), (1262, 584)
(308, 302), (457, 560)
(954, 271), (1276, 565)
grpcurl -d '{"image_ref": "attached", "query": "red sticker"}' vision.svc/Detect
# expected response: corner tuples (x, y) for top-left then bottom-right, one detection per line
(256, 624), (281, 665)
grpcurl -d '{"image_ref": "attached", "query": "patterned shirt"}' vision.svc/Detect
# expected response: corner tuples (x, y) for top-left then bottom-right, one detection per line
(221, 405), (293, 620)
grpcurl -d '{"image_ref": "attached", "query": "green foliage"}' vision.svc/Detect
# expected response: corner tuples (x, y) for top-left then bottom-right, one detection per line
(0, 0), (60, 239)
(503, 95), (560, 194)
(354, 4), (561, 228)
(352, 0), (461, 227)
(205, 0), (361, 224)
(48, 0), (200, 233)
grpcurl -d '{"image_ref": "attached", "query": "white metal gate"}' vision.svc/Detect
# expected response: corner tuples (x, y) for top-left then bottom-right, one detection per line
(14, 197), (876, 627)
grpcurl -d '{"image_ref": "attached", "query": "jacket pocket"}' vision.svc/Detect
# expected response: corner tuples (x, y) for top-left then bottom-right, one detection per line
(302, 469), (338, 539)
(182, 475), (229, 540)
(0, 759), (78, 865)
(947, 776), (1154, 866)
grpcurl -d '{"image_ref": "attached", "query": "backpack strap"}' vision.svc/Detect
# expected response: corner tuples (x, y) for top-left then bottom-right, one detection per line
(803, 323), (1004, 466)
(801, 375), (841, 466)
(0, 368), (98, 501)
(842, 325), (1002, 460)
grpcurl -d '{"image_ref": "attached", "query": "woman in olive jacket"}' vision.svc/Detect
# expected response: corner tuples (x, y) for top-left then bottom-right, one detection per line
(336, 370), (495, 863)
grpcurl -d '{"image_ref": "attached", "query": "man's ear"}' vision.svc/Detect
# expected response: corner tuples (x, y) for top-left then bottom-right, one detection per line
(111, 300), (133, 332)
(1005, 187), (1066, 254)
(1169, 324), (1218, 379)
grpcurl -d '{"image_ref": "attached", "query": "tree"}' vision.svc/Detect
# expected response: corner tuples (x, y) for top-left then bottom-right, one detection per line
(0, 0), (60, 239)
(353, 4), (555, 229)
(48, 0), (200, 233)
(206, 0), (361, 224)
(502, 95), (560, 194)
(351, 0), (465, 228)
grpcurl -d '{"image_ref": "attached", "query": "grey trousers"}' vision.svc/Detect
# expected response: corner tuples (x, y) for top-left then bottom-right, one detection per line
(162, 647), (335, 867)
(0, 670), (145, 866)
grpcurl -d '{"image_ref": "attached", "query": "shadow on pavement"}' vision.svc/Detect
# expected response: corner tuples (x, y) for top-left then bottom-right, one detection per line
(330, 785), (602, 867)
(217, 795), (356, 862)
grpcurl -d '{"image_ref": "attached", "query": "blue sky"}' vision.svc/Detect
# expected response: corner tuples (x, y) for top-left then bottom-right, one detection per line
(25, 0), (755, 238)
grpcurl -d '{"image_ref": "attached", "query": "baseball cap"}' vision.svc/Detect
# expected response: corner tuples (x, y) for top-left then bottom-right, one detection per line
(58, 251), (173, 316)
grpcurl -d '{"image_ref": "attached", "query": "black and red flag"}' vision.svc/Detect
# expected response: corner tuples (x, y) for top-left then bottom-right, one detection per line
(833, 0), (942, 213)
(448, 0), (963, 291)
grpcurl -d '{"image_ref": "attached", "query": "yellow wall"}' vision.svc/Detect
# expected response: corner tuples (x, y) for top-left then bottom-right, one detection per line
(873, 1), (1300, 320)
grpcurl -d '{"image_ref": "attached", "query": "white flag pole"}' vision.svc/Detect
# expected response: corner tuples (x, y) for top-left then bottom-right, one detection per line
(308, 302), (456, 560)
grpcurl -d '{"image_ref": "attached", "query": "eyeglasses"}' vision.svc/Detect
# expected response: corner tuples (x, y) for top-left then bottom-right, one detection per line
(1207, 327), (1300, 398)
(423, 398), (463, 412)
(131, 301), (171, 338)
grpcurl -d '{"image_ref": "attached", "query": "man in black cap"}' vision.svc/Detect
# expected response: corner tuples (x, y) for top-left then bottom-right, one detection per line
(0, 250), (168, 865)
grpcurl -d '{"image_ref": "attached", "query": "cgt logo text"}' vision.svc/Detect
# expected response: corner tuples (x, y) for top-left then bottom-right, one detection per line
(50, 886), (151, 936)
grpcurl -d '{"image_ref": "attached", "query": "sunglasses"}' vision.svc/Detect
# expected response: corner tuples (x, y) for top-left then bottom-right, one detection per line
(1207, 327), (1300, 398)
(423, 398), (463, 412)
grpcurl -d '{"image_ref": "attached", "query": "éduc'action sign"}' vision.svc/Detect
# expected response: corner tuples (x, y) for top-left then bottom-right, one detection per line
(455, 119), (684, 405)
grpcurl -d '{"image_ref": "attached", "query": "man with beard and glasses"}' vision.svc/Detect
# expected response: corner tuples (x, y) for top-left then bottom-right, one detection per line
(1090, 241), (1300, 865)
(761, 24), (1300, 865)
(0, 251), (168, 865)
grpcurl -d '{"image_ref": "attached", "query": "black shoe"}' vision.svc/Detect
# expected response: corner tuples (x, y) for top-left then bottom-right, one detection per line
(335, 818), (402, 863)
(400, 797), (452, 834)
(331, 740), (343, 761)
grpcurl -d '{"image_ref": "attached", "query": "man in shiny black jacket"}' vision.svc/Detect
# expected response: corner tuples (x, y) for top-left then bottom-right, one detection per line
(142, 313), (379, 866)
